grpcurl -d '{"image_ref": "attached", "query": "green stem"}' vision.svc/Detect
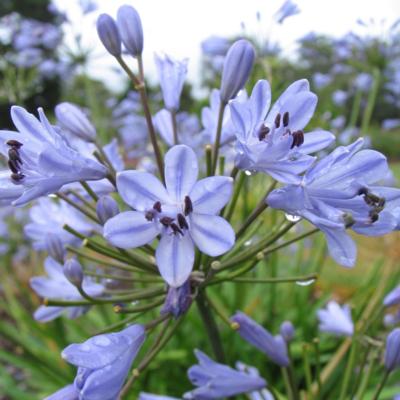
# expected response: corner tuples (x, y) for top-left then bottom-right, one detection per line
(114, 298), (164, 313)
(196, 291), (225, 362)
(171, 110), (178, 144)
(371, 369), (390, 400)
(361, 68), (380, 135)
(354, 346), (378, 400)
(205, 144), (212, 176)
(224, 171), (246, 221)
(338, 338), (358, 400)
(80, 181), (99, 202)
(282, 367), (295, 400)
(57, 193), (98, 223)
(230, 273), (317, 285)
(302, 344), (313, 399)
(211, 101), (226, 175)
(68, 189), (96, 211)
(348, 89), (362, 128)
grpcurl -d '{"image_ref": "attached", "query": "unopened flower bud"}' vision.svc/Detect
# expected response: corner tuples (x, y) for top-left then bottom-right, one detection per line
(161, 280), (192, 318)
(280, 320), (295, 342)
(220, 39), (255, 104)
(117, 5), (143, 57)
(45, 235), (65, 264)
(63, 258), (83, 288)
(96, 13), (122, 57)
(96, 195), (120, 225)
(384, 328), (400, 372)
(55, 102), (96, 141)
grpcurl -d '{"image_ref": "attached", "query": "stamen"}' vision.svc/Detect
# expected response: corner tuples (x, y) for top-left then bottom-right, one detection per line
(369, 210), (379, 223)
(283, 112), (289, 127)
(177, 213), (189, 230)
(358, 187), (369, 196)
(145, 211), (154, 221)
(8, 160), (19, 174)
(290, 130), (304, 149)
(8, 148), (22, 166)
(11, 173), (24, 181)
(153, 201), (162, 213)
(6, 140), (23, 149)
(258, 125), (270, 141)
(160, 216), (174, 227)
(170, 223), (183, 236)
(274, 113), (281, 129)
(184, 196), (193, 216)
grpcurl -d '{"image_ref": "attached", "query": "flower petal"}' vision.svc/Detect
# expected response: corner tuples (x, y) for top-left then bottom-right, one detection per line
(156, 233), (195, 287)
(103, 211), (159, 248)
(320, 227), (356, 267)
(165, 145), (198, 202)
(190, 213), (235, 256)
(116, 171), (170, 211)
(300, 130), (335, 154)
(190, 176), (233, 214)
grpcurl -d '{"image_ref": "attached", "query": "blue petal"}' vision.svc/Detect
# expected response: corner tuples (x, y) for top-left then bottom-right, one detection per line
(190, 213), (235, 256)
(34, 306), (64, 322)
(103, 211), (159, 248)
(154, 109), (174, 146)
(11, 106), (51, 142)
(300, 130), (335, 154)
(156, 232), (195, 287)
(44, 384), (79, 400)
(165, 145), (198, 202)
(190, 176), (233, 214)
(320, 227), (356, 267)
(116, 171), (170, 211)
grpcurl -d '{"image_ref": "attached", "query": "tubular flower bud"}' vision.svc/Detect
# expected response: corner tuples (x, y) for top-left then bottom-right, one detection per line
(96, 13), (122, 57)
(96, 195), (120, 225)
(63, 258), (84, 288)
(117, 5), (143, 57)
(220, 39), (255, 103)
(385, 328), (400, 372)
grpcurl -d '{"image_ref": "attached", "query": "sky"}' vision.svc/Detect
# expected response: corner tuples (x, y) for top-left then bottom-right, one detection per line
(55, 0), (400, 92)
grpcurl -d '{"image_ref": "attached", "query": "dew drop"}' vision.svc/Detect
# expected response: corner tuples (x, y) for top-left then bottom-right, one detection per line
(285, 213), (301, 222)
(295, 279), (316, 286)
(244, 239), (253, 247)
(93, 336), (111, 346)
(245, 170), (252, 176)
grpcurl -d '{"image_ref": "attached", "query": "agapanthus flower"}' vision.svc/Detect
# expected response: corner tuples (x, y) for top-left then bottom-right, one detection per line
(230, 79), (334, 184)
(57, 324), (146, 400)
(104, 144), (235, 287)
(96, 13), (121, 57)
(183, 349), (266, 399)
(0, 106), (107, 206)
(267, 138), (400, 266)
(161, 279), (192, 317)
(317, 301), (354, 337)
(236, 362), (274, 400)
(201, 36), (230, 57)
(384, 286), (400, 307)
(273, 0), (300, 24)
(385, 328), (400, 371)
(117, 5), (143, 57)
(30, 257), (104, 322)
(24, 197), (94, 251)
(154, 54), (188, 112)
(231, 311), (289, 367)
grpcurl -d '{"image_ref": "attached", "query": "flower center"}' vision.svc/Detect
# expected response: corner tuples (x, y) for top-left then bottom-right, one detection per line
(6, 140), (25, 182)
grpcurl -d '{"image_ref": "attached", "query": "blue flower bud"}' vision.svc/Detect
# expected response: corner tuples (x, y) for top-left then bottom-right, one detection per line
(96, 13), (121, 57)
(45, 235), (65, 264)
(63, 258), (83, 288)
(220, 39), (255, 103)
(385, 328), (400, 372)
(117, 5), (143, 57)
(55, 102), (96, 141)
(280, 320), (295, 342)
(96, 195), (120, 225)
(161, 280), (192, 318)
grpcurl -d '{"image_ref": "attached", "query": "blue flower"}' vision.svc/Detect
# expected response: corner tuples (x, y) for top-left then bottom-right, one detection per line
(384, 286), (400, 307)
(155, 54), (188, 112)
(139, 394), (179, 400)
(183, 349), (266, 399)
(267, 139), (400, 266)
(104, 145), (235, 287)
(44, 384), (79, 400)
(117, 5), (143, 57)
(317, 301), (354, 337)
(230, 79), (334, 184)
(231, 311), (290, 367)
(201, 36), (230, 57)
(273, 0), (300, 24)
(0, 106), (107, 206)
(161, 279), (192, 318)
(30, 257), (104, 322)
(60, 324), (146, 400)
(385, 328), (400, 371)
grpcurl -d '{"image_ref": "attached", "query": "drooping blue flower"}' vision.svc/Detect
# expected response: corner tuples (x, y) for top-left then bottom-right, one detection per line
(384, 286), (400, 307)
(96, 195), (120, 225)
(117, 5), (143, 57)
(0, 106), (107, 206)
(280, 321), (295, 342)
(183, 349), (266, 399)
(63, 258), (84, 288)
(139, 393), (180, 400)
(96, 13), (121, 57)
(220, 39), (255, 103)
(231, 311), (290, 367)
(230, 79), (334, 184)
(384, 328), (400, 371)
(267, 138), (400, 266)
(44, 384), (79, 400)
(201, 36), (230, 57)
(273, 0), (300, 24)
(60, 324), (146, 400)
(154, 54), (188, 112)
(30, 257), (104, 322)
(161, 279), (192, 318)
(104, 145), (235, 287)
(55, 102), (97, 142)
(317, 301), (354, 337)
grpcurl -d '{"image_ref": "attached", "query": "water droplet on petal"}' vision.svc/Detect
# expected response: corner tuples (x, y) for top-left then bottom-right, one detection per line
(295, 279), (316, 286)
(285, 213), (301, 222)
(245, 170), (252, 176)
(93, 336), (111, 346)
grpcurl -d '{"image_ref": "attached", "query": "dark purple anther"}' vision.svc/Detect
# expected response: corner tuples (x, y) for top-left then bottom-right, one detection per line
(145, 211), (154, 221)
(282, 112), (289, 127)
(274, 113), (281, 129)
(177, 213), (189, 230)
(11, 173), (24, 181)
(8, 160), (19, 173)
(258, 125), (270, 141)
(291, 130), (304, 149)
(170, 223), (183, 236)
(153, 201), (162, 213)
(184, 196), (193, 216)
(8, 148), (22, 165)
(6, 140), (23, 149)
(160, 216), (174, 227)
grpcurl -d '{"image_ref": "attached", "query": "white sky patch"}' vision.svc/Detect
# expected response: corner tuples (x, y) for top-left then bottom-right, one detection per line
(55, 0), (400, 93)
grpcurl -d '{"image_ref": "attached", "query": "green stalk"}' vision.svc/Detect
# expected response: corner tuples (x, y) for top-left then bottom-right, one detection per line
(171, 110), (178, 144)
(302, 344), (313, 399)
(114, 298), (164, 313)
(211, 101), (226, 174)
(354, 347), (379, 400)
(348, 89), (362, 128)
(57, 193), (98, 222)
(361, 68), (381, 135)
(223, 171), (246, 221)
(80, 181), (99, 202)
(371, 369), (391, 400)
(205, 144), (213, 176)
(230, 273), (317, 284)
(338, 338), (358, 400)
